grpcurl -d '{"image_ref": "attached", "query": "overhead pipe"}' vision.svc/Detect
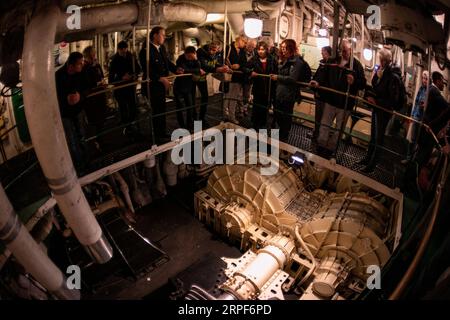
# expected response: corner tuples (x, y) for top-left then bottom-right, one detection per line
(22, 4), (113, 264)
(57, 2), (207, 42)
(160, 2), (207, 25)
(56, 2), (139, 42)
(183, 28), (213, 46)
(61, 0), (118, 7)
(0, 184), (79, 300)
(227, 13), (245, 37)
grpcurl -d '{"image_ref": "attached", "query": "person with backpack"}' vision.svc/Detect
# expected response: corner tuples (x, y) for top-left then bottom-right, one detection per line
(358, 48), (404, 173)
(415, 71), (450, 169)
(310, 39), (366, 158)
(270, 39), (311, 142)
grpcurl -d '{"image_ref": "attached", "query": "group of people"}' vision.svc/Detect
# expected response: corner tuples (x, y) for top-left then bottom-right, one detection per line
(55, 25), (449, 179)
(137, 27), (313, 143)
(55, 46), (110, 172)
(311, 41), (450, 174)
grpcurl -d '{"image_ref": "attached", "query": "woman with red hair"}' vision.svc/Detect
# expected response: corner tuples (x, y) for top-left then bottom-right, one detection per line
(271, 39), (311, 142)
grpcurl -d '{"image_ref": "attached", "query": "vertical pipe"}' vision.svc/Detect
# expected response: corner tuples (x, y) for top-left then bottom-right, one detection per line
(132, 26), (136, 75)
(361, 14), (364, 61)
(22, 4), (113, 264)
(298, 1), (304, 44)
(114, 32), (118, 53)
(146, 0), (154, 144)
(293, 0), (297, 41)
(0, 184), (79, 299)
(275, 6), (280, 45)
(224, 0), (228, 56)
(332, 2), (340, 59)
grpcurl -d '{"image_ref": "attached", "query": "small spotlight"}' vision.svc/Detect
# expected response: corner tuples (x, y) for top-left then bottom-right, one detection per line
(289, 151), (306, 166)
(363, 48), (373, 61)
(244, 17), (263, 38)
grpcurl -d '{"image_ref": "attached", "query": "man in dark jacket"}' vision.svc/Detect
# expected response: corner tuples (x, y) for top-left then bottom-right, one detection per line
(109, 41), (141, 127)
(224, 36), (247, 123)
(194, 42), (229, 122)
(310, 39), (366, 156)
(139, 26), (178, 143)
(173, 46), (203, 129)
(55, 52), (88, 171)
(359, 48), (403, 172)
(82, 46), (107, 134)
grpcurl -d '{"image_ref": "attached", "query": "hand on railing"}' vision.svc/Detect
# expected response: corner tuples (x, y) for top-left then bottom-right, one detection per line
(309, 80), (319, 88)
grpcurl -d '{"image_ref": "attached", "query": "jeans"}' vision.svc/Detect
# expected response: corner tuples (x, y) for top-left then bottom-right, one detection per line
(223, 82), (243, 121)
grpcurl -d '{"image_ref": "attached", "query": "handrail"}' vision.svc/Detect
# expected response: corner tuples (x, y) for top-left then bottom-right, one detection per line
(388, 154), (449, 299)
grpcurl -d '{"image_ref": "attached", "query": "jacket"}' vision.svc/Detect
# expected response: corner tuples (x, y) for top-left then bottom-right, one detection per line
(315, 56), (366, 109)
(245, 55), (277, 102)
(55, 64), (88, 119)
(425, 84), (450, 133)
(412, 85), (427, 120)
(313, 58), (330, 101)
(108, 52), (140, 84)
(225, 43), (247, 83)
(197, 45), (223, 82)
(173, 54), (201, 93)
(275, 55), (306, 104)
(139, 43), (177, 82)
(370, 64), (402, 111)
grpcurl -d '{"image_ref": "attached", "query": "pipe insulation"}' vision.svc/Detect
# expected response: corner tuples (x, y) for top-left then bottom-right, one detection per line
(22, 3), (113, 264)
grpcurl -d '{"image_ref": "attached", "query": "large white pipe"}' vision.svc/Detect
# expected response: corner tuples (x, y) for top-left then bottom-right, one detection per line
(22, 4), (113, 264)
(0, 184), (79, 300)
(57, 2), (208, 42)
(227, 13), (245, 37)
(161, 2), (207, 25)
(186, 0), (283, 13)
(183, 28), (212, 46)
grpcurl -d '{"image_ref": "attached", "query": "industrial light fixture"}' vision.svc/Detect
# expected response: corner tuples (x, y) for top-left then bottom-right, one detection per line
(363, 48), (373, 61)
(289, 151), (306, 166)
(244, 16), (263, 38)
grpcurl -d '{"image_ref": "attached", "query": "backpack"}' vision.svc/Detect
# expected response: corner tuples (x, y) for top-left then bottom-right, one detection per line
(299, 56), (312, 83)
(391, 69), (407, 112)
